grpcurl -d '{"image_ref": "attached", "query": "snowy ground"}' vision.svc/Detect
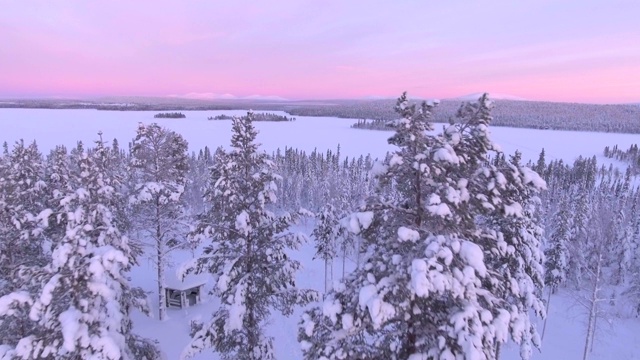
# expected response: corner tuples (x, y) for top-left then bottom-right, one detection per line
(130, 222), (640, 360)
(3, 108), (640, 359)
(502, 291), (640, 360)
(129, 223), (329, 360)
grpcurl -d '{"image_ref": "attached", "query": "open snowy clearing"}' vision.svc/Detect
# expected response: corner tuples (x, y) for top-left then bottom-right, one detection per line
(2, 108), (639, 359)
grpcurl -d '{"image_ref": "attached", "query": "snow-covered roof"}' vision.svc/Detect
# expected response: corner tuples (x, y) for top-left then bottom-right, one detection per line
(163, 269), (209, 291)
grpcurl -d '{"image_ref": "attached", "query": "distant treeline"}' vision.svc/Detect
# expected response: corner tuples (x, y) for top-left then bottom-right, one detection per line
(604, 144), (640, 174)
(289, 99), (640, 134)
(350, 119), (397, 130)
(207, 114), (233, 120)
(208, 112), (295, 122)
(98, 105), (235, 111)
(154, 112), (186, 118)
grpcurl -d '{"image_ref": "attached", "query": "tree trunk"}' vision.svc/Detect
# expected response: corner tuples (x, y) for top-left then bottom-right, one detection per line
(324, 258), (330, 294)
(342, 246), (347, 279)
(156, 198), (166, 321)
(157, 222), (166, 321)
(355, 236), (361, 270)
(246, 232), (259, 358)
(406, 299), (417, 356)
(583, 253), (602, 360)
(541, 288), (552, 342)
(329, 256), (333, 291)
(415, 171), (422, 227)
(590, 312), (598, 353)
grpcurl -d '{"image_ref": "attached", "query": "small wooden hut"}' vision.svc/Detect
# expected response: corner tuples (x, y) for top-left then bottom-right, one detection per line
(164, 271), (208, 309)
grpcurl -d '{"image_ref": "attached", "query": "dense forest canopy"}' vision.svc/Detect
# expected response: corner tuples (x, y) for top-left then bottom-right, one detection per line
(1, 95), (639, 360)
(154, 112), (186, 118)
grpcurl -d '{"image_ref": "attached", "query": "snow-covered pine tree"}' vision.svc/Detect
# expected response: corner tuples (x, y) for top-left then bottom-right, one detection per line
(299, 92), (448, 359)
(568, 190), (591, 288)
(184, 151), (204, 214)
(312, 204), (343, 294)
(44, 145), (72, 203)
(482, 151), (547, 358)
(42, 145), (73, 251)
(68, 141), (85, 176)
(610, 202), (633, 285)
(535, 148), (546, 175)
(545, 194), (570, 293)
(109, 138), (129, 196)
(299, 93), (546, 360)
(0, 141), (8, 180)
(95, 135), (162, 360)
(0, 135), (159, 359)
(129, 122), (190, 321)
(432, 96), (546, 358)
(579, 195), (616, 360)
(97, 134), (162, 359)
(0, 140), (48, 348)
(624, 197), (640, 315)
(180, 112), (317, 360)
(0, 140), (48, 281)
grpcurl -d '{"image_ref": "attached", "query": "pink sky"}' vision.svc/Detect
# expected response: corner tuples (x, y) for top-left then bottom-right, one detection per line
(1, 0), (639, 103)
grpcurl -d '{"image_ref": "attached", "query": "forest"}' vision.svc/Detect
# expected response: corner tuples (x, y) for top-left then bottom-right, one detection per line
(208, 112), (295, 122)
(0, 94), (639, 360)
(289, 99), (640, 133)
(154, 112), (186, 119)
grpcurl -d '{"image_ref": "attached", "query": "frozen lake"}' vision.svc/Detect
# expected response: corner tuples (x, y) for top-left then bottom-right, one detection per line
(1, 108), (638, 165)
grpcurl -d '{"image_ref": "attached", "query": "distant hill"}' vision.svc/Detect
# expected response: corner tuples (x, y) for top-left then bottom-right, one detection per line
(454, 93), (527, 101)
(169, 93), (289, 101)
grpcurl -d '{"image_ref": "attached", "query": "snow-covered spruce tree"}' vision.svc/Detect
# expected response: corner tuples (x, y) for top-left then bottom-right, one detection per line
(67, 141), (85, 179)
(481, 151), (547, 359)
(312, 204), (345, 294)
(579, 196), (615, 360)
(610, 202), (633, 285)
(0, 142), (8, 188)
(180, 112), (317, 360)
(42, 145), (73, 251)
(432, 97), (546, 358)
(300, 92), (443, 359)
(104, 140), (137, 252)
(567, 189), (591, 289)
(97, 137), (162, 358)
(544, 194), (570, 293)
(94, 135), (162, 359)
(0, 136), (158, 359)
(534, 148), (546, 176)
(0, 140), (48, 349)
(0, 140), (48, 285)
(624, 198), (640, 315)
(129, 122), (190, 321)
(299, 93), (546, 360)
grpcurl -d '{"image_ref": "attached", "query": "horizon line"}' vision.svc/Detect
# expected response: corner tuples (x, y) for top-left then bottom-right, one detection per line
(0, 93), (638, 106)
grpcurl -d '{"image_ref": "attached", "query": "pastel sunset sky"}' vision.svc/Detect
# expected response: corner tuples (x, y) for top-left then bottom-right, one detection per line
(1, 1), (639, 103)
